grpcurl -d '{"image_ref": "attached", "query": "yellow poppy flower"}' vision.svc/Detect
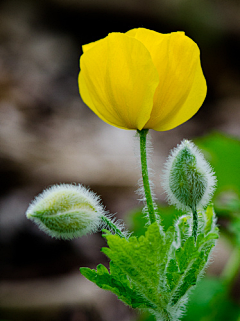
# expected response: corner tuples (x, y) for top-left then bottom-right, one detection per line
(78, 28), (207, 131)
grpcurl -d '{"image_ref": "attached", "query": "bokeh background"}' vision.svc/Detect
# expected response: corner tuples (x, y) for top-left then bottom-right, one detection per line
(0, 0), (240, 320)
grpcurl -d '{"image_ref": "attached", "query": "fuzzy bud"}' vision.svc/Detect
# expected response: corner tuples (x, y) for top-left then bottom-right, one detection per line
(26, 184), (104, 239)
(162, 140), (217, 211)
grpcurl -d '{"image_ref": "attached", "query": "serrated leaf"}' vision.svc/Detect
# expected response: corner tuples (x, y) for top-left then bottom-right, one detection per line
(102, 223), (166, 307)
(80, 263), (153, 309)
(166, 259), (181, 291)
(176, 236), (197, 273)
(170, 254), (204, 306)
(81, 206), (218, 321)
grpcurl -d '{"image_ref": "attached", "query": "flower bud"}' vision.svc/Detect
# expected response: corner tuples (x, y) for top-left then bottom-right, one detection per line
(162, 140), (216, 211)
(26, 184), (104, 239)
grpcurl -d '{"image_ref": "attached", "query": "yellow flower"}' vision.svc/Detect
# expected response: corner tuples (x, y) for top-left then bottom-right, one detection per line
(78, 28), (207, 131)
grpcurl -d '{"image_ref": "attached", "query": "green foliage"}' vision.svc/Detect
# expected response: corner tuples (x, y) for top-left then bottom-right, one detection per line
(231, 217), (240, 247)
(196, 132), (240, 247)
(182, 277), (240, 321)
(127, 204), (183, 236)
(81, 205), (218, 321)
(80, 132), (240, 320)
(138, 277), (240, 321)
(195, 132), (240, 196)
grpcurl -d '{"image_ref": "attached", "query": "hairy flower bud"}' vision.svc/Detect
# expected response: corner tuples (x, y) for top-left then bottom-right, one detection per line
(162, 140), (217, 211)
(26, 184), (104, 239)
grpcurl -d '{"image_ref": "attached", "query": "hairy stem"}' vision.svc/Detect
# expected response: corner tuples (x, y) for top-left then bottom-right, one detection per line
(191, 205), (198, 241)
(101, 216), (126, 238)
(137, 129), (156, 224)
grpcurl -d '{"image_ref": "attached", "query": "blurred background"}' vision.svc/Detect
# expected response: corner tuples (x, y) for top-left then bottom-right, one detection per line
(0, 0), (240, 320)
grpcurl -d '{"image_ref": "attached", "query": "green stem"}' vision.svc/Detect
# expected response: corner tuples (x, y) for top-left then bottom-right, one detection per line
(191, 205), (198, 241)
(221, 246), (240, 290)
(101, 216), (126, 238)
(137, 129), (156, 225)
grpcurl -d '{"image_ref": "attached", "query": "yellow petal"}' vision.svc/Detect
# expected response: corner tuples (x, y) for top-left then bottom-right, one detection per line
(126, 29), (207, 131)
(151, 56), (207, 131)
(126, 28), (168, 56)
(82, 38), (103, 53)
(79, 33), (159, 130)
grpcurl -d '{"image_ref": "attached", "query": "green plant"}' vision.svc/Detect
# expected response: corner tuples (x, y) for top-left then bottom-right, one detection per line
(25, 28), (234, 321)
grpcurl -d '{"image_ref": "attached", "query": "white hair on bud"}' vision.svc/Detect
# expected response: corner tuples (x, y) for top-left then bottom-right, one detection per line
(26, 184), (105, 240)
(161, 140), (217, 211)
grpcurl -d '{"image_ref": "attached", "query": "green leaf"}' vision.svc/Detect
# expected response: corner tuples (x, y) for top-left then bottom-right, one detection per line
(80, 263), (152, 309)
(204, 203), (215, 234)
(80, 206), (218, 321)
(175, 236), (196, 273)
(175, 214), (192, 246)
(101, 223), (167, 307)
(166, 259), (181, 291)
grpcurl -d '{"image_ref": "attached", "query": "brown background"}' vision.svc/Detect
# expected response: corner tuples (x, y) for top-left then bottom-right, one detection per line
(0, 0), (240, 320)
